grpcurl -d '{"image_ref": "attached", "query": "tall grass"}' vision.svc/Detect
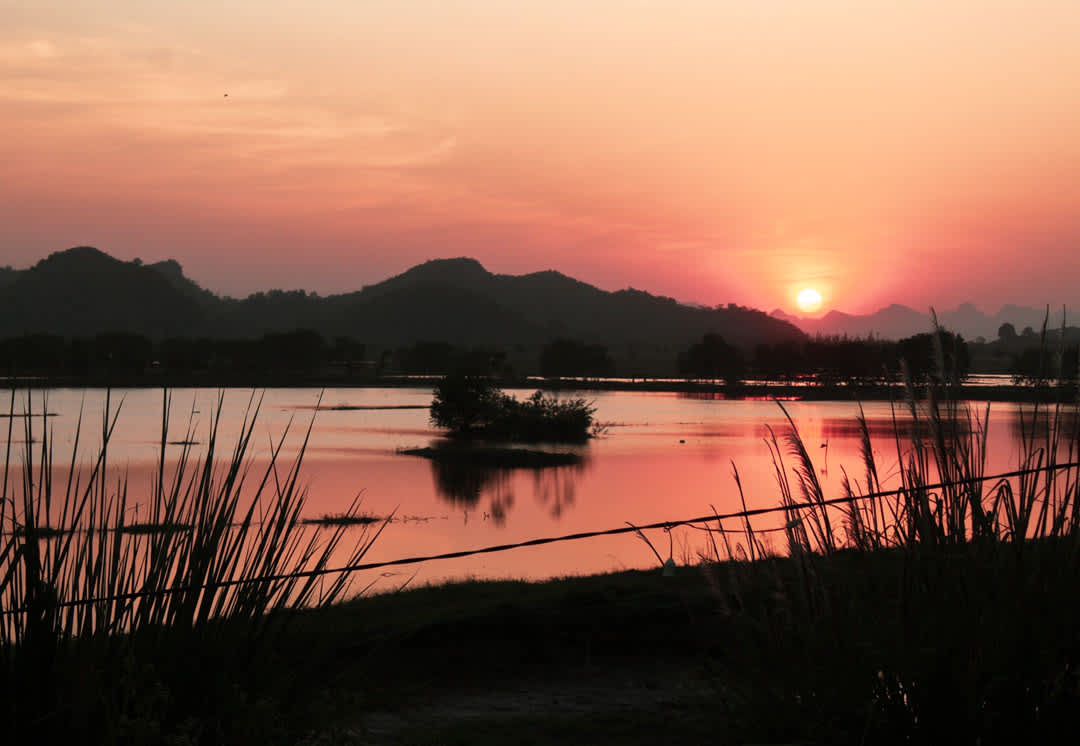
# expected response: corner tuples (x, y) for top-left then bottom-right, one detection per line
(0, 388), (386, 742)
(700, 320), (1080, 742)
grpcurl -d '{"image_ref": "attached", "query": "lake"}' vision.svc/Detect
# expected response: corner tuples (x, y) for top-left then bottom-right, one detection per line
(0, 386), (1060, 590)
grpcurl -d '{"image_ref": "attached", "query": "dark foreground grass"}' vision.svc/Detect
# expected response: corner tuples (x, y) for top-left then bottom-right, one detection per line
(10, 528), (1059, 743)
(253, 535), (1080, 744)
(8, 494), (1080, 744)
(0, 389), (386, 744)
(256, 568), (729, 743)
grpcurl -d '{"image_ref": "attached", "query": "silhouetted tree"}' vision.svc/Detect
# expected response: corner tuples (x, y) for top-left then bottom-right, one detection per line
(0, 334), (66, 374)
(753, 340), (806, 381)
(256, 329), (326, 371)
(430, 375), (505, 434)
(159, 338), (206, 372)
(90, 333), (154, 374)
(896, 330), (969, 384)
(752, 337), (897, 385)
(398, 341), (458, 374)
(807, 336), (894, 386)
(331, 337), (365, 362)
(1012, 345), (1079, 386)
(540, 339), (614, 379)
(678, 334), (744, 385)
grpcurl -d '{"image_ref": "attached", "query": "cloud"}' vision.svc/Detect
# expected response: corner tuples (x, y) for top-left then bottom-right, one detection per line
(0, 26), (462, 208)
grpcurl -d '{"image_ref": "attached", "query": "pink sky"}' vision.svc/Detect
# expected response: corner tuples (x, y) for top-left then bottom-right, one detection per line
(2, 1), (1078, 314)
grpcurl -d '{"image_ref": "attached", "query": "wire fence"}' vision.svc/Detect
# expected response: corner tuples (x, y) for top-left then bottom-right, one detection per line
(4, 458), (1079, 616)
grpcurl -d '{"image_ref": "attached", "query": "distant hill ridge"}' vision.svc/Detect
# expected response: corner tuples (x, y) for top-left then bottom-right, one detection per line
(0, 246), (208, 338)
(0, 247), (804, 351)
(771, 302), (1074, 342)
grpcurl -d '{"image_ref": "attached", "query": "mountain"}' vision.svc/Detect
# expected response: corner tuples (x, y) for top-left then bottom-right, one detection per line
(214, 254), (805, 350)
(772, 304), (934, 341)
(0, 248), (805, 355)
(147, 258), (220, 308)
(0, 265), (21, 289)
(772, 302), (1074, 341)
(0, 247), (209, 338)
(344, 257), (801, 349)
(360, 257), (493, 299)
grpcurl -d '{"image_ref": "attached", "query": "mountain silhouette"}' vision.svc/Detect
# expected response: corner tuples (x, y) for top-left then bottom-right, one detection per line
(772, 302), (1072, 341)
(147, 258), (220, 308)
(0, 247), (804, 353)
(361, 257), (493, 298)
(351, 258), (798, 349)
(0, 247), (208, 338)
(0, 265), (20, 289)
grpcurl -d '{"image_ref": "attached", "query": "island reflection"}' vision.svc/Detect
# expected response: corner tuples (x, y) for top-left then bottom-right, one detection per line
(427, 455), (589, 526)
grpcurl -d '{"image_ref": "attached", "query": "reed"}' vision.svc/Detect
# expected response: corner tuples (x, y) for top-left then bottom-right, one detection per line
(699, 319), (1080, 742)
(0, 388), (387, 742)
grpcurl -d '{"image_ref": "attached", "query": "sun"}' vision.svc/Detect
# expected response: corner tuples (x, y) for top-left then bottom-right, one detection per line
(796, 288), (823, 313)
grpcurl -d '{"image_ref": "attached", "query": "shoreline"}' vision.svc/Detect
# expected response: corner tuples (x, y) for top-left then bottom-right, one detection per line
(3, 373), (1075, 403)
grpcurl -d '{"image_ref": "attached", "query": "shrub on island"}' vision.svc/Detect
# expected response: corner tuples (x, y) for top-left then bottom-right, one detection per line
(430, 374), (596, 443)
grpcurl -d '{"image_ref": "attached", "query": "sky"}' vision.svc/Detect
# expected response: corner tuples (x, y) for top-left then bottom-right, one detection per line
(1, 1), (1078, 314)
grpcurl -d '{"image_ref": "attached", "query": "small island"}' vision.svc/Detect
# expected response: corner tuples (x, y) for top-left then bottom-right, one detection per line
(427, 374), (598, 443)
(397, 374), (593, 470)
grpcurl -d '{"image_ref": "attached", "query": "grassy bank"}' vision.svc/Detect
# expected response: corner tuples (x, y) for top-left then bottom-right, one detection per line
(199, 534), (1080, 744)
(6, 528), (1075, 742)
(7, 535), (1071, 743)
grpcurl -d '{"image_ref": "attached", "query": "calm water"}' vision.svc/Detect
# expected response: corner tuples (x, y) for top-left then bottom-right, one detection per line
(0, 387), (1053, 589)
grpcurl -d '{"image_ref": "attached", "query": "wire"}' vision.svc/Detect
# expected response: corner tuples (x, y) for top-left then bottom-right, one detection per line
(4, 458), (1080, 614)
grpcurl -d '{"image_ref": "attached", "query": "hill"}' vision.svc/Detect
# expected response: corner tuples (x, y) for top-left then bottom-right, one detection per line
(0, 264), (20, 289)
(0, 247), (209, 338)
(349, 257), (801, 349)
(0, 248), (804, 361)
(772, 302), (1072, 341)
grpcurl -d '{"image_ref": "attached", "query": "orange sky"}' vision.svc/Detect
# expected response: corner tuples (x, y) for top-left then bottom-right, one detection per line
(2, 1), (1078, 314)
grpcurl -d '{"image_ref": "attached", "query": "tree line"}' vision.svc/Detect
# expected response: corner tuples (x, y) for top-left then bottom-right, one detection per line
(675, 331), (973, 386)
(6, 327), (1070, 386)
(0, 332), (611, 380)
(0, 331), (365, 377)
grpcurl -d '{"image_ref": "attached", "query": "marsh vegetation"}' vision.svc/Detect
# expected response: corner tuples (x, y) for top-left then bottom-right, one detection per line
(0, 390), (385, 742)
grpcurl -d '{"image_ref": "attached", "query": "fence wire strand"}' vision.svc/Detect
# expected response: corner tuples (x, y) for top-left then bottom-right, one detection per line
(3, 459), (1080, 615)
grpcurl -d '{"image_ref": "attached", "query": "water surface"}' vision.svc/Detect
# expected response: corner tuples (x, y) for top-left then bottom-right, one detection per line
(0, 387), (1057, 588)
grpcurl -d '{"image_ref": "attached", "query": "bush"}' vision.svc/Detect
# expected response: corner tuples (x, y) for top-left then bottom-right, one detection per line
(429, 374), (507, 434)
(430, 375), (595, 442)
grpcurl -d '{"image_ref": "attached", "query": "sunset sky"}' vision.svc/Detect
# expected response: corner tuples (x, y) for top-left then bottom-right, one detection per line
(2, 1), (1078, 314)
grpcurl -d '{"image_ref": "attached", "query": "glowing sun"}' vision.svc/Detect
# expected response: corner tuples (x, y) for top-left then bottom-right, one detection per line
(796, 288), (823, 313)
